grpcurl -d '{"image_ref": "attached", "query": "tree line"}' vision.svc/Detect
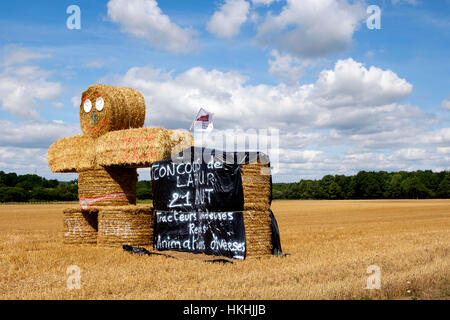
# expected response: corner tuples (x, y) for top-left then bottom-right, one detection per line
(273, 170), (450, 200)
(0, 171), (154, 203)
(0, 170), (449, 203)
(0, 171), (77, 202)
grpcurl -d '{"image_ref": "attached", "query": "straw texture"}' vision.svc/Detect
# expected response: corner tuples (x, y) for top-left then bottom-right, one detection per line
(95, 127), (172, 168)
(63, 207), (99, 244)
(169, 129), (194, 155)
(98, 205), (154, 247)
(80, 85), (145, 138)
(48, 135), (96, 173)
(240, 160), (273, 257)
(78, 167), (137, 209)
(244, 210), (273, 258)
(241, 162), (271, 211)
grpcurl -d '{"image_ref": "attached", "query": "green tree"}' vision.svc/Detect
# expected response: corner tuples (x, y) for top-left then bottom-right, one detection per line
(386, 173), (404, 198)
(328, 182), (343, 199)
(401, 176), (430, 199)
(0, 187), (28, 202)
(437, 175), (450, 198)
(137, 181), (153, 200)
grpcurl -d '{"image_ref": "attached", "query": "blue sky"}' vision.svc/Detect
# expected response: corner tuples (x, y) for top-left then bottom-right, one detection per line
(0, 0), (449, 182)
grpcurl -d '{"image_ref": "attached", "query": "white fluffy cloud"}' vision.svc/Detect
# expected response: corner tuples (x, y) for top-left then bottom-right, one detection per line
(113, 58), (413, 131)
(103, 58), (450, 178)
(256, 0), (365, 58)
(251, 0), (279, 6)
(311, 58), (413, 108)
(0, 145), (78, 180)
(1, 44), (51, 67)
(394, 148), (426, 160)
(268, 50), (304, 84)
(0, 120), (80, 179)
(0, 147), (48, 172)
(107, 0), (197, 54)
(0, 120), (80, 149)
(71, 96), (81, 109)
(0, 46), (63, 119)
(437, 147), (450, 154)
(207, 0), (250, 38)
(441, 99), (450, 111)
(3, 55), (447, 179)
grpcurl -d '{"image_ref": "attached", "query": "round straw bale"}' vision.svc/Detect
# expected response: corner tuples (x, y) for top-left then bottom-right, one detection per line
(63, 207), (98, 244)
(96, 127), (172, 167)
(80, 84), (145, 138)
(48, 135), (96, 173)
(78, 167), (137, 209)
(98, 205), (154, 247)
(244, 210), (273, 258)
(169, 129), (194, 156)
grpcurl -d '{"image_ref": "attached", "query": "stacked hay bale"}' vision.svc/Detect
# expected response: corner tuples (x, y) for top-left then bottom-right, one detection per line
(243, 210), (273, 257)
(241, 162), (272, 211)
(98, 205), (154, 247)
(95, 128), (172, 168)
(48, 84), (183, 247)
(78, 167), (137, 209)
(63, 207), (99, 244)
(48, 135), (97, 173)
(240, 159), (273, 258)
(79, 85), (146, 139)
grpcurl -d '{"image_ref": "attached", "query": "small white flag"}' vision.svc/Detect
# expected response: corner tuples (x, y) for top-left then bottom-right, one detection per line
(190, 108), (214, 132)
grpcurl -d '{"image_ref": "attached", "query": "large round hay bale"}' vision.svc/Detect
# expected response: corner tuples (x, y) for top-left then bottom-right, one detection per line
(63, 207), (98, 244)
(80, 84), (145, 138)
(98, 205), (154, 247)
(78, 167), (137, 209)
(244, 210), (272, 258)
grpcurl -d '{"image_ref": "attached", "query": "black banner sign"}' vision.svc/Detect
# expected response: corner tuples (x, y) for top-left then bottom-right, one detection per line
(151, 147), (246, 259)
(151, 148), (244, 212)
(154, 211), (246, 260)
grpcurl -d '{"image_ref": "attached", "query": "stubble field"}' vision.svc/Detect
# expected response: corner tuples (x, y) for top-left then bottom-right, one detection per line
(0, 200), (449, 300)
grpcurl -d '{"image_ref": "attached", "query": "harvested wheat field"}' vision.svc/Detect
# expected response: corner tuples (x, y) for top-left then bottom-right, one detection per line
(0, 200), (448, 300)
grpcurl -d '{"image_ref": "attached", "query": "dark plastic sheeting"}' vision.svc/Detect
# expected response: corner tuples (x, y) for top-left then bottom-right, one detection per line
(150, 147), (282, 259)
(154, 210), (246, 260)
(269, 209), (283, 255)
(151, 147), (244, 212)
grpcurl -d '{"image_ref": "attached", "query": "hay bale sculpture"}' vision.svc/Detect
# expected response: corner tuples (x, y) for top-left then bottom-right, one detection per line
(48, 85), (178, 246)
(48, 84), (281, 259)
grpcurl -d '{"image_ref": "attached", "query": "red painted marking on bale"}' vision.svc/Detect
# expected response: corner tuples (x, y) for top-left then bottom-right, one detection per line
(132, 137), (143, 160)
(79, 192), (129, 210)
(144, 136), (156, 159)
(121, 137), (132, 161)
(91, 120), (108, 133)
